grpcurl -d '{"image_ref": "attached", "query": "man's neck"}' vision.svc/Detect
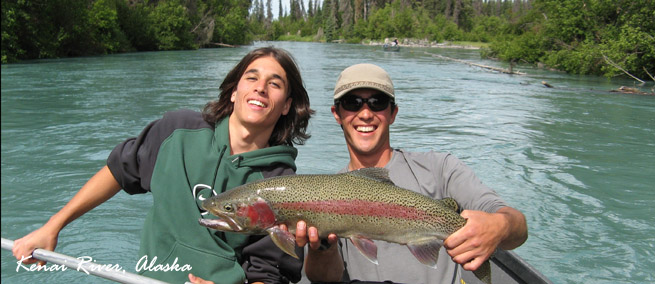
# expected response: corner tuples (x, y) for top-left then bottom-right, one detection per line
(228, 116), (272, 155)
(347, 147), (394, 171)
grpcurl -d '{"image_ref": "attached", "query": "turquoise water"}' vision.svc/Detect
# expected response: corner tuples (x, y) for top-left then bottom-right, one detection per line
(2, 41), (654, 283)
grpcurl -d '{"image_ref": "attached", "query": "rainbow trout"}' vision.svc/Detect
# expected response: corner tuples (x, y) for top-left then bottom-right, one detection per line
(198, 168), (491, 284)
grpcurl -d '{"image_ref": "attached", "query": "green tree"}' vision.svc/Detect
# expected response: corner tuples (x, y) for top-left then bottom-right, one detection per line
(366, 3), (394, 39)
(149, 0), (195, 50)
(212, 0), (251, 44)
(391, 2), (416, 38)
(116, 1), (157, 51)
(323, 0), (338, 41)
(1, 0), (29, 62)
(89, 0), (130, 53)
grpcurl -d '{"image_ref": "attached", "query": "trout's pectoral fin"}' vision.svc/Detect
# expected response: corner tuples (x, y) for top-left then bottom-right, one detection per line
(267, 226), (299, 259)
(473, 259), (492, 284)
(406, 239), (443, 268)
(350, 236), (378, 265)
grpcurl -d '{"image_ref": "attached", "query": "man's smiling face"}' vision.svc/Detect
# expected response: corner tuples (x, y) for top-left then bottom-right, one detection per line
(332, 88), (398, 157)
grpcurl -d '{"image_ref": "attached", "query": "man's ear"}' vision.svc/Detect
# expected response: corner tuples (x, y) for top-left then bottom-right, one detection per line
(282, 97), (292, 116)
(389, 105), (399, 125)
(331, 105), (342, 125)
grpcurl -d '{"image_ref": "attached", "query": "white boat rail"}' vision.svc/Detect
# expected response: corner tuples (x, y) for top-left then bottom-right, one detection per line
(2, 237), (170, 284)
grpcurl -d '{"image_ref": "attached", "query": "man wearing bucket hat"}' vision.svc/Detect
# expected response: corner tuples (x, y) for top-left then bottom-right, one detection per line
(299, 63), (528, 283)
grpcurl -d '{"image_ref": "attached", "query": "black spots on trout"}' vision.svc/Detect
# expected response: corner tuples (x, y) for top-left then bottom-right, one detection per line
(440, 198), (461, 213)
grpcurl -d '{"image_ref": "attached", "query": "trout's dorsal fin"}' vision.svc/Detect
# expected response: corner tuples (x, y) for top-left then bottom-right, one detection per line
(347, 167), (394, 185)
(441, 198), (461, 213)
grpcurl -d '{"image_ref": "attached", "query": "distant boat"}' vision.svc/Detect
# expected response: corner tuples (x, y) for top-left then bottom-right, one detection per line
(383, 44), (400, 52)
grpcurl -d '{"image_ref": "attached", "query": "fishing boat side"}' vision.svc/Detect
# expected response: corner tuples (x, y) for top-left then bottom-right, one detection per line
(461, 249), (551, 284)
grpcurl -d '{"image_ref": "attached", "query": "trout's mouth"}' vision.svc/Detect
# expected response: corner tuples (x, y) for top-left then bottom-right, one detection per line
(198, 216), (243, 232)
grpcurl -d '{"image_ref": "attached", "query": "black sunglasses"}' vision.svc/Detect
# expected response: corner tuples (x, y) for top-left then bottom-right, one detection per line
(336, 94), (394, 112)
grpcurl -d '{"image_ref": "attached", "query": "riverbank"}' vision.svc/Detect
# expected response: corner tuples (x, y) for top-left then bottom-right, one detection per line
(365, 38), (486, 49)
(276, 34), (487, 50)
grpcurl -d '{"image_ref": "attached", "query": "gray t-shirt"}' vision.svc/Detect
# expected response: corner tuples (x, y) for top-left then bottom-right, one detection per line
(340, 149), (507, 284)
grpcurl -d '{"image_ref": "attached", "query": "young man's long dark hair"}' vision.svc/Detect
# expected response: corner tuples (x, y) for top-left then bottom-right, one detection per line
(202, 47), (314, 146)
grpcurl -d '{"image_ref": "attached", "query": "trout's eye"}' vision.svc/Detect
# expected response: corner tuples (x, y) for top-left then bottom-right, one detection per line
(223, 203), (235, 212)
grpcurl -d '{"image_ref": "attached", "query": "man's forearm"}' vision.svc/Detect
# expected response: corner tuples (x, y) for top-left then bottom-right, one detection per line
(304, 245), (344, 282)
(496, 206), (528, 250)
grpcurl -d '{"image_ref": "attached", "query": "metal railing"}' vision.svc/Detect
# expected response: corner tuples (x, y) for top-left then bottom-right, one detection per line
(2, 237), (170, 284)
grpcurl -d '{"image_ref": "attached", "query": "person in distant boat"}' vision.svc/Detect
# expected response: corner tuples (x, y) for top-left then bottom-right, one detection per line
(12, 47), (314, 284)
(296, 63), (528, 283)
(392, 38), (399, 46)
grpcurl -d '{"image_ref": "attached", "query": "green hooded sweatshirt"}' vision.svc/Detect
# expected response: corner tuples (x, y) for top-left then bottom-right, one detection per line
(108, 110), (303, 284)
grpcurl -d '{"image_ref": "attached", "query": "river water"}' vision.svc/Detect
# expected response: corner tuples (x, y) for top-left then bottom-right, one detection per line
(1, 41), (653, 283)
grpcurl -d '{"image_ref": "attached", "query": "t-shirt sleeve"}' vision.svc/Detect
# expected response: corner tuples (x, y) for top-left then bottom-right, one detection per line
(107, 119), (160, 194)
(107, 110), (205, 194)
(438, 153), (507, 213)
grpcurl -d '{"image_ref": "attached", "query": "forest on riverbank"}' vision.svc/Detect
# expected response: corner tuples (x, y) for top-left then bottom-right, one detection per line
(2, 0), (653, 81)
